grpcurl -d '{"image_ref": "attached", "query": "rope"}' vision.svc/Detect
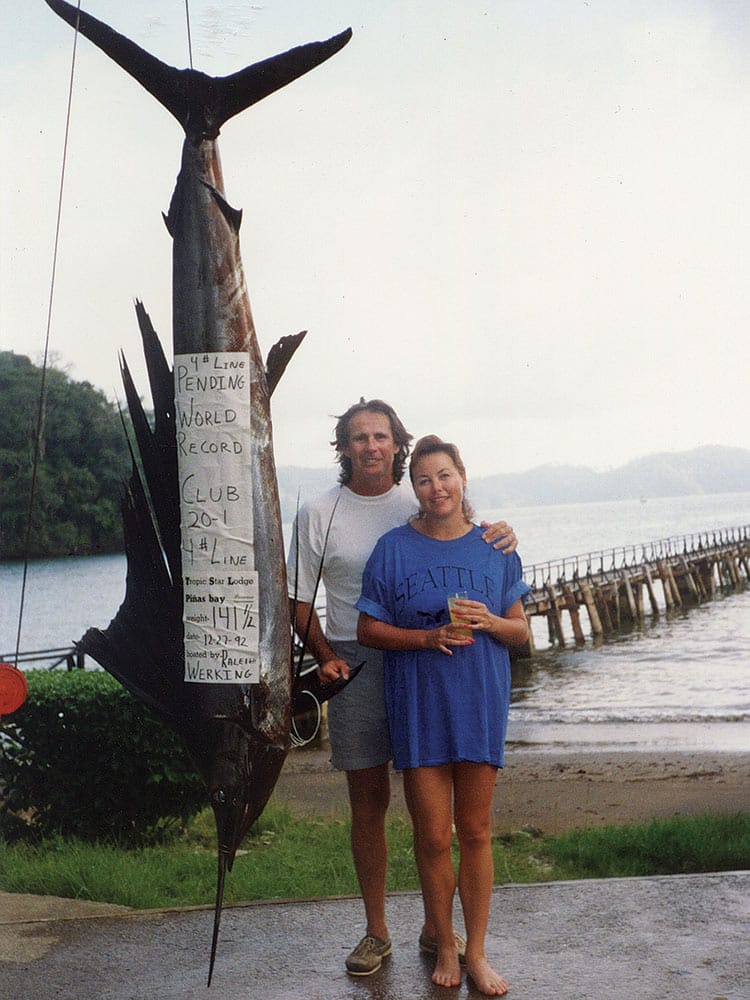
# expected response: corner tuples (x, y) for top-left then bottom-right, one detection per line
(184, 0), (194, 69)
(12, 3), (83, 670)
(13, 3), (195, 669)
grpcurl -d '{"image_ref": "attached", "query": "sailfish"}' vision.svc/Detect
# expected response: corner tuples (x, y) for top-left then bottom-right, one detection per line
(44, 0), (351, 985)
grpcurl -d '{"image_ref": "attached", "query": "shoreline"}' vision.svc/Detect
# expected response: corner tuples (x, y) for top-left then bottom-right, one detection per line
(272, 746), (750, 835)
(504, 719), (750, 755)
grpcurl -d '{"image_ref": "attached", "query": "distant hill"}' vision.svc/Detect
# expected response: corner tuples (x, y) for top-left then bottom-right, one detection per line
(276, 465), (340, 521)
(277, 445), (750, 520)
(470, 445), (750, 509)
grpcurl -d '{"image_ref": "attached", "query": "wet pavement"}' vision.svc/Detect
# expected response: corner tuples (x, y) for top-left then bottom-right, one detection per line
(2, 871), (748, 999)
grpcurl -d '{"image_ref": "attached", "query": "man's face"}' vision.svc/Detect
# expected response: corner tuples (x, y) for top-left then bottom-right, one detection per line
(344, 411), (399, 494)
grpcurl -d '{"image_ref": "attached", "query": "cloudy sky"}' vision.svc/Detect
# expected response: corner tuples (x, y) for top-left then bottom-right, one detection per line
(2, 0), (748, 479)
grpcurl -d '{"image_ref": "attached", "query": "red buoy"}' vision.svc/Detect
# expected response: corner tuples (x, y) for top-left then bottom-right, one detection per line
(0, 663), (28, 715)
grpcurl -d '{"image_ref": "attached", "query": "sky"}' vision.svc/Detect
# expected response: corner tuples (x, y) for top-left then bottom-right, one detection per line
(2, 0), (749, 480)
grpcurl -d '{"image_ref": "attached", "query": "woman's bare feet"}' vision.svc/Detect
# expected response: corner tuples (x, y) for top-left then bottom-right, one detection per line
(432, 944), (462, 988)
(465, 955), (509, 996)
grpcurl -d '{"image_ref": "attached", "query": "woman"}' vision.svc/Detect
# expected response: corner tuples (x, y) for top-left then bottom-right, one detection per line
(356, 435), (529, 996)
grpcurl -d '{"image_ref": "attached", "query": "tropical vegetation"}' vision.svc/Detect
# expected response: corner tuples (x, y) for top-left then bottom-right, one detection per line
(0, 351), (131, 560)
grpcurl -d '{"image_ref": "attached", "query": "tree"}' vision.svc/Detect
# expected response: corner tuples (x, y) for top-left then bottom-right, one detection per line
(0, 352), (131, 559)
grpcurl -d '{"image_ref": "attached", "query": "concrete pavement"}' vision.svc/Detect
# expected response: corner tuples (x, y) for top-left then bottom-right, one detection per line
(1, 871), (748, 999)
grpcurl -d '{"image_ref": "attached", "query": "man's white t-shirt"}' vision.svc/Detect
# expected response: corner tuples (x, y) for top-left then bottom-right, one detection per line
(287, 484), (417, 644)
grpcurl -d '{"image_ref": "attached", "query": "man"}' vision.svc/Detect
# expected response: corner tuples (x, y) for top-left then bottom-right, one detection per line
(286, 398), (517, 976)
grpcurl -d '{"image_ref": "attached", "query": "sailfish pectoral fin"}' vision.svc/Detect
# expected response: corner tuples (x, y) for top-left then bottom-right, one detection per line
(293, 661), (364, 714)
(265, 332), (307, 397)
(45, 0), (352, 141)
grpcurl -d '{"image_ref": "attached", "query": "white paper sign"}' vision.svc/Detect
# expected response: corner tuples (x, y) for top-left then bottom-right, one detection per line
(174, 353), (259, 683)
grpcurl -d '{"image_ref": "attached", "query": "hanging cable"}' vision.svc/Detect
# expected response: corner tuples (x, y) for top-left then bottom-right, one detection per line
(184, 0), (194, 69)
(12, 2), (83, 669)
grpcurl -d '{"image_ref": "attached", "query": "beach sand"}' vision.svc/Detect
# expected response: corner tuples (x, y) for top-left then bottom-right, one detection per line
(272, 746), (750, 834)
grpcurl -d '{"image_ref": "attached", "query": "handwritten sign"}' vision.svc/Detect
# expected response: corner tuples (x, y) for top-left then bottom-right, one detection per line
(174, 353), (259, 683)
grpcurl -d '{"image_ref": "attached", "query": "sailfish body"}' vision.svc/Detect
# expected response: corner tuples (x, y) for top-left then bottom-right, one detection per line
(44, 0), (351, 984)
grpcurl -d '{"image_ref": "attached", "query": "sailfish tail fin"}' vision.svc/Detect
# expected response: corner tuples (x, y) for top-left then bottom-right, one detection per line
(45, 0), (351, 140)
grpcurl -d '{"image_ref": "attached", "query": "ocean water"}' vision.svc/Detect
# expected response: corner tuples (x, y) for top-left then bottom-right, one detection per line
(2, 491), (748, 753)
(485, 491), (750, 751)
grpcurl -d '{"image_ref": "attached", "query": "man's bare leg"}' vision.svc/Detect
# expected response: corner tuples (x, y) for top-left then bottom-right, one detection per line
(346, 763), (390, 941)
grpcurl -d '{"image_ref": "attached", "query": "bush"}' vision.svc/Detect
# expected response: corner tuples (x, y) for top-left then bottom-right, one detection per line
(0, 670), (206, 845)
(0, 352), (131, 559)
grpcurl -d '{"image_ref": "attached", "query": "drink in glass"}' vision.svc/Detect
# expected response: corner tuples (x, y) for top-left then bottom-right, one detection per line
(447, 591), (472, 639)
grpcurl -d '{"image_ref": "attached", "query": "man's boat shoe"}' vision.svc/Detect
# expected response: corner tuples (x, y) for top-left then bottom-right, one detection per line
(345, 934), (392, 976)
(418, 930), (467, 965)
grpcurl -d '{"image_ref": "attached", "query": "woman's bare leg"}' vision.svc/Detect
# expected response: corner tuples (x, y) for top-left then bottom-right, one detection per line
(403, 765), (461, 988)
(453, 762), (508, 997)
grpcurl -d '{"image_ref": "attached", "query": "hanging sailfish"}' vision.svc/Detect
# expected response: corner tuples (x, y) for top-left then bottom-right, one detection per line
(44, 0), (351, 985)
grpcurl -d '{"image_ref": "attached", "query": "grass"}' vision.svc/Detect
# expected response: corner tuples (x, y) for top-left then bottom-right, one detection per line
(0, 809), (747, 910)
(544, 812), (750, 879)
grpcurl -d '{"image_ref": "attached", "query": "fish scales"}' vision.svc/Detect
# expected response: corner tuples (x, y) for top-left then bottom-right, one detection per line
(167, 136), (290, 746)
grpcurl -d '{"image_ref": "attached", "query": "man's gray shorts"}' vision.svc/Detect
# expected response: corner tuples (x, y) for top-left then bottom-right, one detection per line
(327, 639), (392, 771)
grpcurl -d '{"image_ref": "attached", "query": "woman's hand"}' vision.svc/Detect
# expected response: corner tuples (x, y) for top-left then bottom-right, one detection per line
(358, 610), (488, 656)
(423, 623), (475, 656)
(450, 597), (495, 633)
(451, 597), (530, 647)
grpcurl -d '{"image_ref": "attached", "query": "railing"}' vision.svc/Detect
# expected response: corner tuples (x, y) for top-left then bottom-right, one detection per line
(523, 524), (750, 589)
(0, 647), (86, 671)
(8, 524), (748, 669)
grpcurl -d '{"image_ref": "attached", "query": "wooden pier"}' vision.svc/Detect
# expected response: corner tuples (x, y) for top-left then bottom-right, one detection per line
(0, 646), (87, 671)
(518, 524), (750, 655)
(6, 525), (749, 671)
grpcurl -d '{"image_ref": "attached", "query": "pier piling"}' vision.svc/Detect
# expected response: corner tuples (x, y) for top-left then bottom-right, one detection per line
(520, 525), (749, 655)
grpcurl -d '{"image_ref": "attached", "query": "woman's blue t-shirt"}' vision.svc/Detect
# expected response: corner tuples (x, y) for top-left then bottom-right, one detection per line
(356, 523), (529, 770)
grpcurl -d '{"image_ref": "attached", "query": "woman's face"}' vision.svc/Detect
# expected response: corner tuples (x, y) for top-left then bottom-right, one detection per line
(411, 451), (466, 520)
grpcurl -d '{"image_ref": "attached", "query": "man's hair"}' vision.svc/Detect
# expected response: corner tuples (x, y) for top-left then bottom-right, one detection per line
(332, 398), (413, 485)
